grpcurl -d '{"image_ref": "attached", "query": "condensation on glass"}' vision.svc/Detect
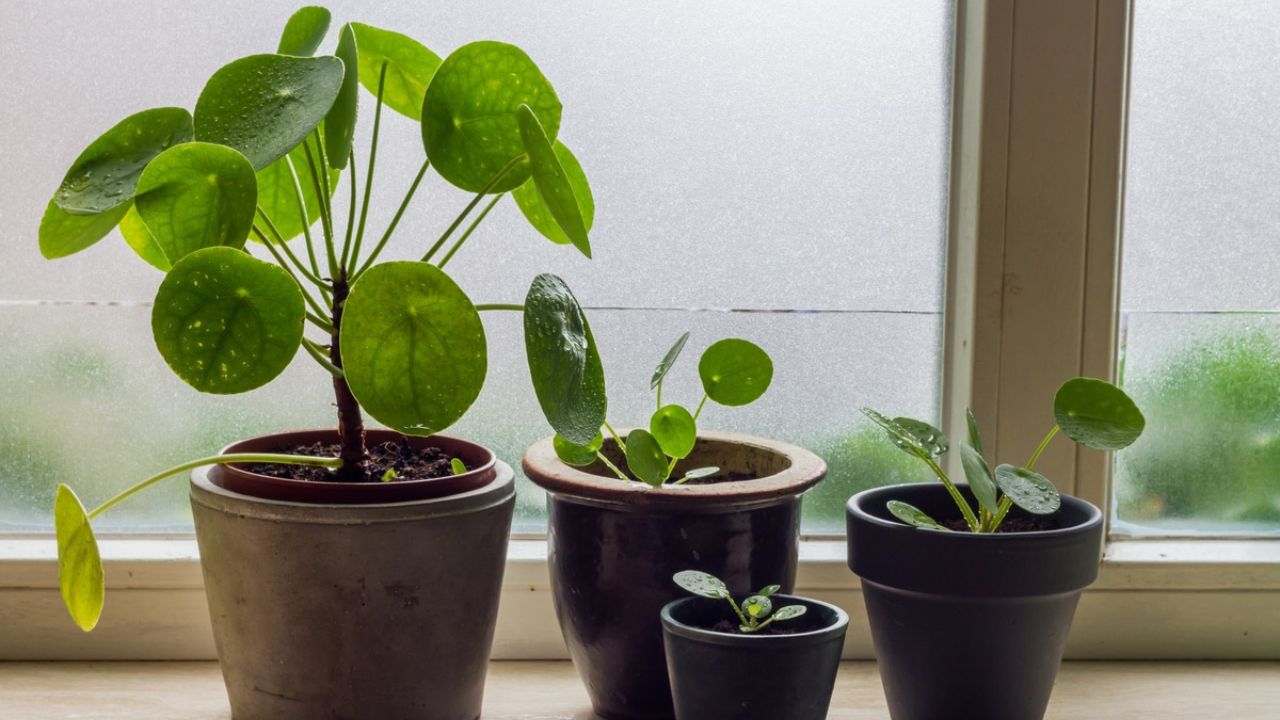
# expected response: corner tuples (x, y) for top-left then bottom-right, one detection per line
(0, 1), (953, 534)
(1116, 1), (1280, 536)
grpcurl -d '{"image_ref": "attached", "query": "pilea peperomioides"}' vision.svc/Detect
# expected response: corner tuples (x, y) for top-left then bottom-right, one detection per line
(673, 570), (807, 634)
(42, 6), (602, 631)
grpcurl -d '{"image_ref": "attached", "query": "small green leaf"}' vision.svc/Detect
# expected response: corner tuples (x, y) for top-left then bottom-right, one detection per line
(673, 570), (729, 599)
(994, 464), (1061, 515)
(625, 428), (669, 487)
(37, 198), (130, 260)
(862, 408), (932, 462)
(743, 595), (772, 619)
(1054, 377), (1146, 451)
(892, 417), (950, 457)
(771, 605), (807, 622)
(553, 431), (603, 467)
(966, 407), (984, 456)
(676, 466), (719, 484)
(960, 443), (999, 514)
(756, 584), (781, 597)
(523, 274), (607, 446)
(698, 338), (773, 407)
(195, 54), (345, 170)
(119, 205), (171, 271)
(513, 141), (594, 249)
(134, 143), (258, 264)
(450, 458), (467, 475)
(887, 500), (951, 531)
(152, 247), (305, 394)
(254, 133), (338, 243)
(650, 404), (697, 459)
(380, 468), (396, 482)
(515, 106), (590, 257)
(421, 41), (561, 192)
(650, 331), (690, 391)
(324, 24), (360, 169)
(277, 6), (331, 56)
(55, 484), (104, 632)
(54, 107), (193, 214)
(350, 22), (441, 120)
(340, 261), (487, 436)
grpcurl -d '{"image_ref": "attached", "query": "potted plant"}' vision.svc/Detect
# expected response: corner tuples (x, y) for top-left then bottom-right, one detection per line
(846, 377), (1146, 720)
(660, 571), (847, 720)
(43, 6), (600, 719)
(521, 331), (827, 719)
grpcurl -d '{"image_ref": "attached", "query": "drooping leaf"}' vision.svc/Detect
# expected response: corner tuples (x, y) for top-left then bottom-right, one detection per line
(134, 143), (258, 264)
(324, 24), (359, 169)
(756, 584), (781, 597)
(960, 443), (999, 514)
(650, 404), (697, 459)
(673, 570), (729, 599)
(966, 407), (984, 456)
(515, 106), (590, 257)
(53, 107), (193, 215)
(340, 261), (487, 436)
(862, 408), (934, 462)
(771, 605), (807, 621)
(277, 6), (331, 56)
(513, 140), (594, 249)
(625, 428), (669, 487)
(1054, 377), (1146, 451)
(698, 338), (773, 407)
(152, 247), (305, 394)
(678, 466), (719, 483)
(37, 198), (130, 259)
(523, 274), (606, 445)
(421, 41), (561, 192)
(118, 206), (170, 271)
(994, 464), (1061, 515)
(254, 133), (338, 243)
(743, 595), (772, 619)
(892, 417), (950, 457)
(886, 499), (951, 531)
(55, 484), (104, 632)
(450, 458), (467, 475)
(350, 22), (441, 120)
(195, 54), (344, 170)
(554, 431), (603, 467)
(650, 331), (691, 391)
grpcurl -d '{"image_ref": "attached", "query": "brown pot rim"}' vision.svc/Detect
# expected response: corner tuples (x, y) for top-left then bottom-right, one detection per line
(522, 430), (826, 511)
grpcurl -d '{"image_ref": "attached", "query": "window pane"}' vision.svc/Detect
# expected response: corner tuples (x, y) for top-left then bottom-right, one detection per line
(0, 0), (952, 534)
(1116, 1), (1280, 536)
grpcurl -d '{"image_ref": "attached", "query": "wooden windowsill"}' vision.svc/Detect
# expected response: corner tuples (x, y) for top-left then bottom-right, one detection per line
(1, 660), (1277, 719)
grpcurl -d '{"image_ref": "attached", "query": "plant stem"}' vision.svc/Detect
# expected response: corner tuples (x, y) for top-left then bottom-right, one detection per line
(924, 456), (981, 532)
(1026, 425), (1061, 471)
(88, 453), (343, 519)
(353, 158), (430, 279)
(306, 310), (337, 334)
(302, 338), (343, 377)
(475, 303), (525, 312)
(603, 421), (627, 453)
(422, 155), (524, 262)
(692, 393), (710, 422)
(990, 496), (1014, 530)
(301, 137), (336, 276)
(438, 194), (503, 268)
(348, 61), (388, 275)
(310, 132), (340, 279)
(254, 209), (326, 289)
(339, 147), (358, 273)
(329, 272), (369, 482)
(251, 226), (331, 320)
(594, 451), (629, 481)
(725, 596), (751, 628)
(284, 155), (325, 280)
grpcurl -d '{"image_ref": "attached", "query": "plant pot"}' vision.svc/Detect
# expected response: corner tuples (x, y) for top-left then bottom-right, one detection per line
(523, 431), (826, 720)
(189, 429), (515, 720)
(845, 483), (1104, 720)
(660, 594), (848, 720)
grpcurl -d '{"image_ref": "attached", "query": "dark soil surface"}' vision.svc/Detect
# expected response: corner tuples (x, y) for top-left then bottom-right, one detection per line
(247, 439), (458, 483)
(708, 618), (802, 636)
(943, 515), (1057, 532)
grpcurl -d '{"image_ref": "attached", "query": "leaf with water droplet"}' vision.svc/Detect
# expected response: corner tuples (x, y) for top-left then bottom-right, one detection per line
(277, 6), (331, 56)
(994, 464), (1061, 515)
(1054, 377), (1146, 451)
(523, 274), (607, 446)
(887, 500), (951, 531)
(134, 143), (257, 264)
(673, 570), (729, 599)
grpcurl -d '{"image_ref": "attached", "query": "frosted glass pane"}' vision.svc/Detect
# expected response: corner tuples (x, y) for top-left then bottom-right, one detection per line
(1116, 2), (1280, 535)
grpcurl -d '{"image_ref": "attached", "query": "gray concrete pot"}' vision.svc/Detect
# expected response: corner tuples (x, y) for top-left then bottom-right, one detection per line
(189, 429), (515, 720)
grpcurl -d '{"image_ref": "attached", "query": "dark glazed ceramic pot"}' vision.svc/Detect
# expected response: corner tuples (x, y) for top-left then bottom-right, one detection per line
(190, 429), (515, 720)
(661, 595), (848, 720)
(846, 483), (1104, 720)
(524, 431), (827, 720)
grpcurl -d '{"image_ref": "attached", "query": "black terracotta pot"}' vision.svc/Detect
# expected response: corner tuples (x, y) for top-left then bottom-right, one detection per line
(661, 595), (848, 720)
(523, 431), (827, 720)
(846, 483), (1104, 720)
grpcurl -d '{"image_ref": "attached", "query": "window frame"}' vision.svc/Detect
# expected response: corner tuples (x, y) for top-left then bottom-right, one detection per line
(1, 0), (1277, 661)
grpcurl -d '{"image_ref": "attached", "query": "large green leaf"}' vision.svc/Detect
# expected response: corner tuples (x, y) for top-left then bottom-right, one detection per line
(1054, 377), (1146, 451)
(195, 54), (344, 170)
(523, 273), (607, 445)
(625, 428), (668, 487)
(554, 431), (603, 467)
(862, 408), (934, 462)
(53, 107), (193, 215)
(324, 24), (360, 169)
(515, 108), (590, 257)
(254, 134), (338, 243)
(698, 338), (773, 407)
(994, 464), (1061, 515)
(119, 206), (170, 271)
(134, 143), (258, 264)
(513, 142), (594, 248)
(892, 417), (950, 457)
(37, 199), (130, 259)
(55, 484), (104, 632)
(277, 6), (331, 56)
(651, 404), (697, 459)
(340, 262), (487, 435)
(650, 331), (690, 390)
(673, 570), (729, 599)
(960, 443), (999, 514)
(351, 22), (441, 120)
(152, 247), (305, 394)
(421, 41), (561, 193)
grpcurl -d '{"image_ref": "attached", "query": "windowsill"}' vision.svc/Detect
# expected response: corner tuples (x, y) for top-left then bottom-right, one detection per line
(1, 660), (1276, 719)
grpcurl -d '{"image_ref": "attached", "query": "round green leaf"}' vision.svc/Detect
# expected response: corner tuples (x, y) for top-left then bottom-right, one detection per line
(698, 338), (773, 407)
(523, 274), (607, 446)
(55, 484), (104, 632)
(195, 54), (344, 170)
(254, 134), (338, 243)
(892, 417), (950, 457)
(650, 404), (697, 459)
(554, 431), (603, 467)
(650, 331), (690, 390)
(54, 107), (193, 214)
(513, 140), (594, 250)
(340, 261), (487, 435)
(960, 443), (999, 514)
(324, 24), (360, 169)
(1054, 377), (1147, 451)
(743, 595), (772, 619)
(421, 41), (561, 193)
(887, 500), (950, 531)
(351, 22), (441, 120)
(134, 143), (258, 264)
(515, 107), (590, 257)
(756, 584), (781, 597)
(771, 605), (807, 621)
(673, 570), (729, 599)
(277, 6), (331, 56)
(37, 198), (130, 259)
(152, 247), (305, 394)
(450, 458), (467, 476)
(625, 428), (669, 487)
(994, 464), (1061, 515)
(119, 205), (171, 271)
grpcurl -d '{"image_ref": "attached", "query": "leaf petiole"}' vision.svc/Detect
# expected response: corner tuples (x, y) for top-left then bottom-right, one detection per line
(422, 154), (524, 262)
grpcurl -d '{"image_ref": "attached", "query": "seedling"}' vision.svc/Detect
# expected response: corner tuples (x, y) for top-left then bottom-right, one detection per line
(863, 377), (1146, 533)
(43, 5), (604, 631)
(543, 332), (774, 486)
(673, 570), (806, 634)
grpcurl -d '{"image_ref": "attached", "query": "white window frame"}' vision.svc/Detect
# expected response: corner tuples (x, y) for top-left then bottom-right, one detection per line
(1, 0), (1277, 660)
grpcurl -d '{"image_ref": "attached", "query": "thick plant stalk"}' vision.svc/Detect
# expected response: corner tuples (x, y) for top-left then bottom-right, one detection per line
(329, 273), (368, 481)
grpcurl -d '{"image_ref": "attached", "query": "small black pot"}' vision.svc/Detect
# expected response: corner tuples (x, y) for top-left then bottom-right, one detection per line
(846, 483), (1103, 720)
(661, 595), (848, 720)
